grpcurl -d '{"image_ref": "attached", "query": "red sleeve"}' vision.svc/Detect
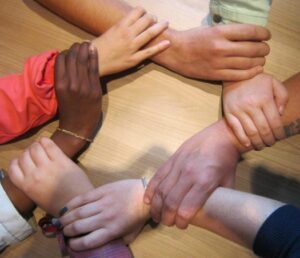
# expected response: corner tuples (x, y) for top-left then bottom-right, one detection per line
(0, 50), (59, 144)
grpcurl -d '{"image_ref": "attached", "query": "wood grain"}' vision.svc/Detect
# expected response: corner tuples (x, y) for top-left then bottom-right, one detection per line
(0, 0), (299, 257)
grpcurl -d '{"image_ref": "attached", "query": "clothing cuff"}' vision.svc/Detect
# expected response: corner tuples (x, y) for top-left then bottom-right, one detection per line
(209, 0), (272, 26)
(253, 204), (300, 258)
(0, 183), (34, 251)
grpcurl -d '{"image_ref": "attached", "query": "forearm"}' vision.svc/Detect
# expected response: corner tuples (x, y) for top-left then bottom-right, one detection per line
(190, 187), (284, 248)
(35, 0), (132, 35)
(190, 73), (300, 246)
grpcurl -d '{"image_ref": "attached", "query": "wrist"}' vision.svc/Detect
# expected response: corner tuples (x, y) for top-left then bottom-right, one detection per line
(217, 119), (252, 155)
(150, 27), (178, 64)
(1, 172), (36, 218)
(51, 130), (88, 158)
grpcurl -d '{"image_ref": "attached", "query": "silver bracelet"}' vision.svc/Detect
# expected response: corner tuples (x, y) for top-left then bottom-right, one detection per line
(141, 177), (149, 189)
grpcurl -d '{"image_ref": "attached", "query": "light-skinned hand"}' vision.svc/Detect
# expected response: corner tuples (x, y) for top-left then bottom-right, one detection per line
(59, 179), (150, 251)
(223, 73), (288, 149)
(93, 7), (170, 76)
(152, 24), (271, 81)
(144, 121), (240, 229)
(8, 137), (94, 217)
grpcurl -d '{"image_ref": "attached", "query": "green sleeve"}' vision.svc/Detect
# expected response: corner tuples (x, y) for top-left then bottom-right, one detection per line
(209, 0), (272, 26)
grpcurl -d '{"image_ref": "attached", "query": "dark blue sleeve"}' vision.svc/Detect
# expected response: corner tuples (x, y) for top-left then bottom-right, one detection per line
(253, 204), (300, 258)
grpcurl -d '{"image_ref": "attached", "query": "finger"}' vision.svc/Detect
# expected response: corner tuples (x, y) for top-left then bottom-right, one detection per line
(88, 44), (101, 91)
(248, 108), (276, 146)
(223, 57), (266, 70)
(161, 176), (193, 226)
(39, 137), (65, 161)
(150, 190), (164, 222)
(220, 24), (271, 41)
(121, 6), (146, 27)
(66, 43), (80, 91)
(135, 21), (169, 48)
(18, 149), (36, 176)
(63, 187), (105, 213)
(54, 51), (67, 85)
(144, 159), (173, 204)
(263, 102), (285, 141)
(132, 40), (170, 63)
(8, 159), (25, 186)
(77, 42), (90, 91)
(272, 78), (289, 115)
(63, 212), (105, 237)
(228, 41), (270, 58)
(60, 199), (103, 227)
(68, 228), (110, 251)
(175, 183), (215, 229)
(131, 13), (157, 36)
(28, 142), (50, 167)
(238, 113), (265, 150)
(225, 113), (251, 147)
(217, 66), (263, 82)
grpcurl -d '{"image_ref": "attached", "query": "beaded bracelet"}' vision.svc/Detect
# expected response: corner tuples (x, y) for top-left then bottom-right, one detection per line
(56, 128), (93, 143)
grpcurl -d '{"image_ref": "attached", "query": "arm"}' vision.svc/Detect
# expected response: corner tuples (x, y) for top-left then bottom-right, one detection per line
(35, 0), (271, 81)
(58, 177), (283, 252)
(144, 72), (300, 229)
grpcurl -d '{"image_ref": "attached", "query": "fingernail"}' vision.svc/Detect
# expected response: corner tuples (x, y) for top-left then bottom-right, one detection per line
(51, 218), (62, 229)
(144, 196), (150, 204)
(279, 105), (284, 115)
(152, 15), (157, 23)
(89, 44), (96, 53)
(244, 142), (251, 148)
(59, 207), (68, 217)
(161, 40), (171, 46)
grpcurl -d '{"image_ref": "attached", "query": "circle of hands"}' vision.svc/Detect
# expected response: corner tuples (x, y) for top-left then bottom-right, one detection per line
(7, 6), (290, 252)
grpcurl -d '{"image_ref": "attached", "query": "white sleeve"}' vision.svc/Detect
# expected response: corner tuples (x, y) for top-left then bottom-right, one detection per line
(0, 183), (34, 251)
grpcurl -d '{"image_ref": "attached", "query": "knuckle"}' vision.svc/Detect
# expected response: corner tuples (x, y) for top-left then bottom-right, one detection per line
(71, 221), (82, 234)
(260, 127), (271, 137)
(247, 128), (258, 138)
(157, 186), (167, 199)
(211, 41), (224, 55)
(165, 198), (177, 212)
(247, 25), (258, 39)
(75, 208), (85, 219)
(144, 13), (154, 23)
(177, 210), (191, 222)
(82, 237), (93, 249)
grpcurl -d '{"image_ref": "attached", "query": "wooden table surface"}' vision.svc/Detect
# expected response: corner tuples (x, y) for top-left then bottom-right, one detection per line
(0, 0), (299, 257)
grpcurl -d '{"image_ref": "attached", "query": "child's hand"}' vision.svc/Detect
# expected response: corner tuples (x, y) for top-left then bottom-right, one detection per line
(8, 137), (94, 217)
(55, 42), (102, 140)
(92, 7), (170, 76)
(59, 179), (150, 251)
(223, 73), (288, 150)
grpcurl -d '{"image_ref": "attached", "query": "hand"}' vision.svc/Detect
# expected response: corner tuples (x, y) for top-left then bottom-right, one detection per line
(7, 137), (94, 217)
(93, 7), (170, 76)
(152, 24), (271, 81)
(55, 42), (102, 140)
(59, 179), (150, 251)
(144, 121), (240, 229)
(223, 73), (288, 150)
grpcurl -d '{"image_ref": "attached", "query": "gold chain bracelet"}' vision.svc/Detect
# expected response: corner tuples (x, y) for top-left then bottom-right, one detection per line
(56, 128), (93, 143)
